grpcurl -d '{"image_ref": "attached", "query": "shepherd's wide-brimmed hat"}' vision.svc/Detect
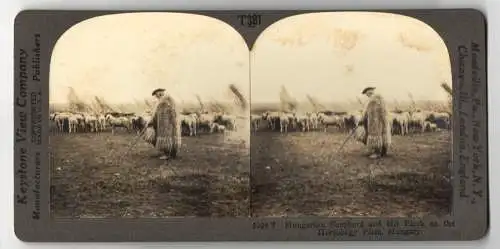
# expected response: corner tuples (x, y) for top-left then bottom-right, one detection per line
(152, 88), (166, 96)
(361, 87), (376, 94)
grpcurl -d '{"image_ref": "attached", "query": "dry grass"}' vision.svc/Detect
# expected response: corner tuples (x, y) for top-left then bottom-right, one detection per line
(251, 100), (450, 114)
(251, 129), (452, 217)
(50, 132), (249, 218)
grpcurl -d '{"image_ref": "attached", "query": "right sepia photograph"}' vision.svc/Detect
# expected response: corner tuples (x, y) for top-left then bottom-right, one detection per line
(250, 12), (453, 217)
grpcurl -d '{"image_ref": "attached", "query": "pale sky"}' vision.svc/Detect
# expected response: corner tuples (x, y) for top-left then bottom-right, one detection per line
(251, 12), (452, 104)
(49, 13), (249, 105)
(50, 12), (452, 107)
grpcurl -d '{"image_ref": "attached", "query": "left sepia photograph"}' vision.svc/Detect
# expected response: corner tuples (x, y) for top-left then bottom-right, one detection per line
(49, 13), (251, 218)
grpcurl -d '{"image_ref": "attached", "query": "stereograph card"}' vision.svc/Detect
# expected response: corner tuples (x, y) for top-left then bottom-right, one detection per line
(13, 9), (488, 241)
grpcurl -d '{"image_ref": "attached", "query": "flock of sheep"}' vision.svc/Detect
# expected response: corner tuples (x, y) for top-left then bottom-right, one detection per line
(49, 110), (247, 136)
(250, 109), (451, 135)
(50, 107), (451, 137)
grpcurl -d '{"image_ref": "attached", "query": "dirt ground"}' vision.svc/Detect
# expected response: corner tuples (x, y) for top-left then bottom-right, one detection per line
(250, 130), (452, 217)
(50, 132), (250, 218)
(50, 128), (451, 218)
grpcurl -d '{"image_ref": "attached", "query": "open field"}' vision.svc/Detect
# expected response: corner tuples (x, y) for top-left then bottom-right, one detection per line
(250, 130), (452, 217)
(250, 99), (451, 115)
(49, 115), (452, 218)
(50, 132), (250, 218)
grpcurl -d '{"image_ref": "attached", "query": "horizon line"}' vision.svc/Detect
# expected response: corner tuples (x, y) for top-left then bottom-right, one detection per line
(49, 99), (449, 105)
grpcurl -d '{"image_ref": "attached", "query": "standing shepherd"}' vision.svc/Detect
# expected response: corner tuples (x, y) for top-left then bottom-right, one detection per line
(357, 87), (391, 159)
(143, 88), (181, 160)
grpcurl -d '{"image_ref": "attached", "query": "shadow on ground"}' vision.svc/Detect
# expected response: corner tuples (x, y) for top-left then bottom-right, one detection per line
(50, 132), (250, 218)
(250, 130), (452, 217)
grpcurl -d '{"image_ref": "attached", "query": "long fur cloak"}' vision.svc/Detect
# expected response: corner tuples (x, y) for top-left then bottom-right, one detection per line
(143, 95), (181, 158)
(360, 94), (391, 154)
